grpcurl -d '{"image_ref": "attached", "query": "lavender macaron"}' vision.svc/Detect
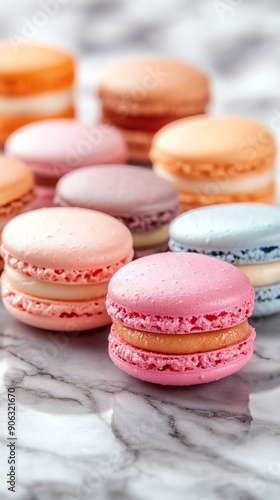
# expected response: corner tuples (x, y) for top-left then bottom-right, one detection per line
(55, 165), (179, 258)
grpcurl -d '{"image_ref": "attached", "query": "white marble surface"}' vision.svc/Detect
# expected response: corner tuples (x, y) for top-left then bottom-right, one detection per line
(1, 1), (280, 499)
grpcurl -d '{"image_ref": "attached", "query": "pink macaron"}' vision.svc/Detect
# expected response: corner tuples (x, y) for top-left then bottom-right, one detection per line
(55, 165), (179, 258)
(1, 207), (133, 331)
(5, 119), (128, 209)
(106, 252), (256, 385)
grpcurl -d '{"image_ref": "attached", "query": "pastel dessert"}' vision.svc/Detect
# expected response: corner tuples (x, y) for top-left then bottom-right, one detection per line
(98, 58), (210, 163)
(151, 115), (276, 211)
(107, 253), (255, 385)
(55, 165), (179, 258)
(0, 157), (35, 271)
(1, 208), (133, 331)
(0, 42), (75, 145)
(5, 119), (128, 208)
(170, 203), (280, 317)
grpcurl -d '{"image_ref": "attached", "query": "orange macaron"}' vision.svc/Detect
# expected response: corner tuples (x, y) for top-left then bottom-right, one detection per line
(98, 58), (210, 163)
(0, 157), (35, 270)
(151, 115), (276, 211)
(0, 42), (75, 145)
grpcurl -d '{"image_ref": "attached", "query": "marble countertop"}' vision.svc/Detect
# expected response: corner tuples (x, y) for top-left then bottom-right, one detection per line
(1, 309), (280, 500)
(1, 0), (280, 499)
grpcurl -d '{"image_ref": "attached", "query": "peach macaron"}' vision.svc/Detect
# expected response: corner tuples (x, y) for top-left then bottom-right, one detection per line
(0, 42), (75, 145)
(0, 157), (34, 271)
(151, 115), (276, 211)
(1, 208), (133, 331)
(98, 58), (210, 163)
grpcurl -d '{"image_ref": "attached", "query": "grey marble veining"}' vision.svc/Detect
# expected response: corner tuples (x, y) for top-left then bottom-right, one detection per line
(1, 0), (280, 498)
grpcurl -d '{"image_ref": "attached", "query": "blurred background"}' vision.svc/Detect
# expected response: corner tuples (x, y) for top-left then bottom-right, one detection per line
(1, 0), (279, 143)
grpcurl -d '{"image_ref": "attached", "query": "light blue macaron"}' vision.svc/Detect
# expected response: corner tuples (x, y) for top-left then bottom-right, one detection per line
(169, 203), (280, 317)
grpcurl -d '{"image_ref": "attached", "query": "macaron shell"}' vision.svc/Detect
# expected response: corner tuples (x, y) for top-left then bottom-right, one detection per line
(2, 295), (110, 331)
(0, 157), (34, 206)
(5, 120), (128, 175)
(55, 165), (178, 216)
(98, 58), (209, 115)
(107, 253), (254, 332)
(108, 325), (255, 385)
(0, 43), (75, 95)
(170, 203), (280, 252)
(2, 207), (133, 272)
(151, 115), (276, 165)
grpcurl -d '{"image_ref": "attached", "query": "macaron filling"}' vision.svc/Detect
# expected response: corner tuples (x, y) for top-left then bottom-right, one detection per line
(131, 224), (170, 249)
(0, 87), (73, 115)
(3, 266), (109, 300)
(154, 164), (274, 194)
(114, 320), (250, 354)
(109, 325), (255, 374)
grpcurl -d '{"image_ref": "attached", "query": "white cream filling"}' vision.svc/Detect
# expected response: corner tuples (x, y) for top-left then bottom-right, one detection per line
(4, 266), (108, 300)
(236, 261), (280, 287)
(132, 224), (169, 249)
(154, 164), (274, 194)
(0, 87), (73, 115)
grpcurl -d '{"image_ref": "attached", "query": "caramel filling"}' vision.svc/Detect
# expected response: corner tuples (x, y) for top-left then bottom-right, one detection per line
(114, 321), (249, 354)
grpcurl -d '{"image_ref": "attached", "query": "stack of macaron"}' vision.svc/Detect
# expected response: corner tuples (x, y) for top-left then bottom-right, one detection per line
(0, 157), (34, 271)
(1, 208), (133, 331)
(106, 253), (256, 385)
(150, 115), (276, 211)
(5, 119), (127, 208)
(54, 165), (179, 258)
(0, 42), (75, 145)
(169, 203), (280, 317)
(98, 58), (210, 163)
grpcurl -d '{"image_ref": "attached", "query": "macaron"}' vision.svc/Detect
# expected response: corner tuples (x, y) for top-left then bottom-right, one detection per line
(98, 58), (210, 163)
(0, 157), (35, 271)
(55, 165), (179, 258)
(0, 42), (75, 145)
(106, 253), (255, 385)
(169, 203), (280, 317)
(5, 119), (128, 208)
(1, 208), (133, 331)
(151, 115), (276, 211)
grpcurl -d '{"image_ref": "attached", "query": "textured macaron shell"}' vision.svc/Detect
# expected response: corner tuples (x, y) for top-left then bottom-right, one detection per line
(2, 207), (133, 272)
(55, 165), (179, 216)
(98, 58), (210, 114)
(169, 203), (280, 252)
(0, 157), (34, 205)
(107, 253), (255, 333)
(5, 120), (128, 178)
(151, 115), (276, 164)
